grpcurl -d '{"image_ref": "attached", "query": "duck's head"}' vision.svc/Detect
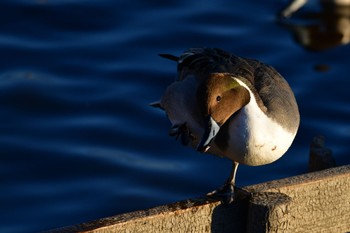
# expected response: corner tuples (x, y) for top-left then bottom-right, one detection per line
(196, 73), (250, 152)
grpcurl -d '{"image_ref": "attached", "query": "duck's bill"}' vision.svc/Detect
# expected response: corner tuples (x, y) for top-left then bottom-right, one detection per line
(197, 116), (220, 153)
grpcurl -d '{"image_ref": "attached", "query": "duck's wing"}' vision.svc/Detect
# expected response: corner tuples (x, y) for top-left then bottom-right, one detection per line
(245, 58), (300, 133)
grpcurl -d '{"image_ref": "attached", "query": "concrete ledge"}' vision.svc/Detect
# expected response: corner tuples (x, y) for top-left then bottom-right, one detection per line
(48, 165), (350, 233)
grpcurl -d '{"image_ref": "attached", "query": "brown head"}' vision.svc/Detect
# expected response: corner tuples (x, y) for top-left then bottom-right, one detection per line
(196, 73), (250, 152)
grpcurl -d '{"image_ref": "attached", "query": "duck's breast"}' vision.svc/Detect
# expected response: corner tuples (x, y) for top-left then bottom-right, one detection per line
(216, 99), (297, 166)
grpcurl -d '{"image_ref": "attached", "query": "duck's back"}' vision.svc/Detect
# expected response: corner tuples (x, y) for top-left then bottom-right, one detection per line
(177, 48), (300, 134)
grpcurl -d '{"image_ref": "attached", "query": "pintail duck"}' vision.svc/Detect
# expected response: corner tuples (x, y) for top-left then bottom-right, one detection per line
(153, 48), (300, 203)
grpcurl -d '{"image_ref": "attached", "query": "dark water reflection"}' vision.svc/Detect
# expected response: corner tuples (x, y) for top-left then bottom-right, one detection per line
(280, 3), (350, 51)
(0, 1), (349, 232)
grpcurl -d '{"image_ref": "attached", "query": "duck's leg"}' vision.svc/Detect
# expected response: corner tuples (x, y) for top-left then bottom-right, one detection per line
(169, 123), (186, 139)
(207, 161), (239, 204)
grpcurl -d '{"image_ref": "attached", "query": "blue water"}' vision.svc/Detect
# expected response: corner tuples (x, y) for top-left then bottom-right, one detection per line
(1, 1), (349, 232)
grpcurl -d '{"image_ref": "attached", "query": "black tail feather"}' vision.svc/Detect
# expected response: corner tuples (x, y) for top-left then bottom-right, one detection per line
(149, 101), (164, 110)
(159, 53), (179, 61)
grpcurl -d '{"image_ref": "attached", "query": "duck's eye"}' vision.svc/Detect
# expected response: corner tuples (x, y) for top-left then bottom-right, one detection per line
(216, 96), (222, 102)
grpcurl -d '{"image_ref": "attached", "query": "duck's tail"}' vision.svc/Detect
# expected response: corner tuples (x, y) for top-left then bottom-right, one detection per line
(159, 53), (179, 62)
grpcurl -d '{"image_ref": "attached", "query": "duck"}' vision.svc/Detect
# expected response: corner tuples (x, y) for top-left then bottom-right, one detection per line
(152, 48), (300, 204)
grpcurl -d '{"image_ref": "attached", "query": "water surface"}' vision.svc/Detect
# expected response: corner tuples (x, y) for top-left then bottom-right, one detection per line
(0, 1), (349, 232)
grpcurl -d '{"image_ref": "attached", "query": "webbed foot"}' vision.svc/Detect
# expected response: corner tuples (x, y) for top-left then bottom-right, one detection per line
(206, 182), (235, 205)
(169, 123), (195, 146)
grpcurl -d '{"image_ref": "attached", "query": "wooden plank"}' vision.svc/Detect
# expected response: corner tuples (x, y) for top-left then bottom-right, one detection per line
(47, 165), (350, 233)
(246, 165), (350, 232)
(48, 190), (250, 233)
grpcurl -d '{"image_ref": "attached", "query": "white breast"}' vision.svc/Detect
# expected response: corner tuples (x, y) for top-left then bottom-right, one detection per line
(210, 78), (297, 166)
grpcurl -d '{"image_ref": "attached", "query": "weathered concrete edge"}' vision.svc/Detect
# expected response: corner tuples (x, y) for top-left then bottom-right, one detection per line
(46, 164), (350, 233)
